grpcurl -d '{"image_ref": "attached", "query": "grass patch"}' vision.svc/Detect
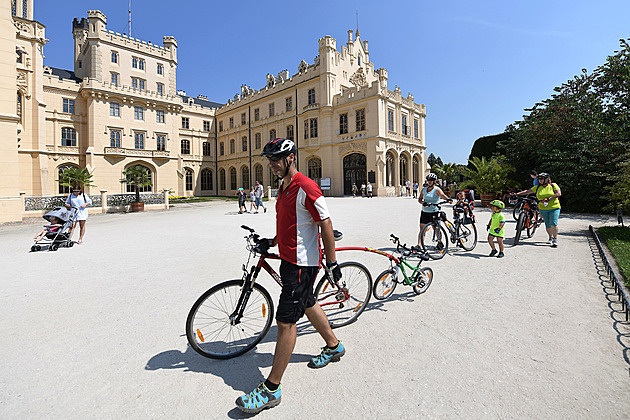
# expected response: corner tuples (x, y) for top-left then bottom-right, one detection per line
(597, 226), (630, 285)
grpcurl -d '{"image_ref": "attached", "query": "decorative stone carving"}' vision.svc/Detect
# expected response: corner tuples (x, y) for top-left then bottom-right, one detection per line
(298, 60), (308, 73)
(314, 55), (320, 66)
(266, 73), (276, 88)
(349, 67), (367, 88)
(241, 84), (255, 98)
(17, 70), (30, 99)
(339, 142), (368, 155)
(276, 70), (289, 82)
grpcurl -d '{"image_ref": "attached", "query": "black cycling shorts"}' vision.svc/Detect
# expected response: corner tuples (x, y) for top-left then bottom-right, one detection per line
(276, 260), (318, 324)
(420, 211), (438, 225)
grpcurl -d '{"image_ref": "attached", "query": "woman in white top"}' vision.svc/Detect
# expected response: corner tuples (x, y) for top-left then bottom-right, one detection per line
(65, 185), (92, 244)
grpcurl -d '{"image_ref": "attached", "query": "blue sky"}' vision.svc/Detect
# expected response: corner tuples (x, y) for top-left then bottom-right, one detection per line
(35, 0), (630, 165)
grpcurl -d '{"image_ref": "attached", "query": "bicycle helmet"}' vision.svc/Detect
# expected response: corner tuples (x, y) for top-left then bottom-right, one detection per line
(537, 172), (550, 179)
(488, 199), (505, 209)
(261, 138), (296, 158)
(426, 173), (438, 181)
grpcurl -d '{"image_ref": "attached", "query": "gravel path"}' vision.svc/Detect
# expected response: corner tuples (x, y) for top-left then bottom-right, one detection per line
(1, 197), (628, 419)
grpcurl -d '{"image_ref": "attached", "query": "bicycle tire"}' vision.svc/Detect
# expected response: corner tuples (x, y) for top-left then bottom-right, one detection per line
(372, 269), (398, 300)
(527, 210), (538, 238)
(420, 223), (449, 260)
(186, 279), (274, 359)
(456, 223), (478, 251)
(314, 261), (372, 328)
(512, 202), (523, 221)
(412, 267), (433, 295)
(514, 212), (525, 245)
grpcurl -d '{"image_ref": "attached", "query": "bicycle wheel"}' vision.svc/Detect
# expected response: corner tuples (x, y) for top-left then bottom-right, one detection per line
(372, 269), (398, 300)
(412, 267), (433, 295)
(186, 279), (274, 359)
(526, 211), (538, 238)
(457, 223), (478, 251)
(420, 223), (449, 260)
(514, 213), (525, 245)
(512, 202), (523, 221)
(314, 261), (372, 328)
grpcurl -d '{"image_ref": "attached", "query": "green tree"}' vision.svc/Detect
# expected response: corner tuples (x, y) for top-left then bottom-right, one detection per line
(462, 156), (516, 194)
(433, 162), (459, 185)
(120, 165), (153, 203)
(58, 167), (95, 190)
(468, 132), (511, 166)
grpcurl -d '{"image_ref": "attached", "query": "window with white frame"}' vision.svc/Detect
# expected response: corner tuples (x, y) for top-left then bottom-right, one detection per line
(241, 113), (246, 125)
(387, 109), (394, 131)
(402, 114), (408, 136)
(203, 120), (210, 132)
(202, 142), (211, 156)
(181, 139), (191, 155)
(339, 113), (348, 134)
(254, 108), (259, 121)
(286, 125), (294, 141)
(110, 103), (120, 117)
(134, 106), (144, 120)
(229, 117), (234, 129)
(138, 59), (145, 71)
(110, 130), (121, 147)
(157, 134), (166, 151)
(111, 51), (119, 64)
(286, 97), (293, 112)
(157, 83), (163, 96)
(134, 132), (145, 149)
(111, 72), (119, 86)
(269, 129), (276, 141)
(182, 117), (189, 129)
(61, 127), (76, 146)
(132, 57), (138, 68)
(156, 110), (165, 123)
(309, 118), (318, 138)
(185, 168), (193, 191)
(63, 98), (75, 114)
(356, 108), (366, 131)
(157, 63), (164, 75)
(414, 119), (419, 138)
(308, 88), (316, 105)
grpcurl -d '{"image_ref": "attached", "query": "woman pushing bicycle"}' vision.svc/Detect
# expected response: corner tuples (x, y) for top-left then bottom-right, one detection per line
(416, 173), (451, 250)
(514, 172), (562, 247)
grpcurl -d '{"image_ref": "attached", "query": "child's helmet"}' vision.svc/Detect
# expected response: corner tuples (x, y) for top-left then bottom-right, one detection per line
(488, 199), (505, 209)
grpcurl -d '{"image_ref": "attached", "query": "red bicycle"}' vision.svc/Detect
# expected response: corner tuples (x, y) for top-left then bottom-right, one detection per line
(186, 225), (372, 359)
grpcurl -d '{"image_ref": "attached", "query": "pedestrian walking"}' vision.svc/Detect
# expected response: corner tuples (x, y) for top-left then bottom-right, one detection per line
(254, 180), (267, 213)
(515, 172), (562, 247)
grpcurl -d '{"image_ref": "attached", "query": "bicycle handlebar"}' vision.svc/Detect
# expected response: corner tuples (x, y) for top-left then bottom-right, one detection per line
(422, 200), (452, 207)
(389, 233), (429, 260)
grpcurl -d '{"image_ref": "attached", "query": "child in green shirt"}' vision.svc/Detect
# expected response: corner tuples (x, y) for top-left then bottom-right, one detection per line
(486, 200), (506, 258)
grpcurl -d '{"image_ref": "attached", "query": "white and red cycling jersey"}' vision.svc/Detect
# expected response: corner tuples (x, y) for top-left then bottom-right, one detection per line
(276, 172), (330, 266)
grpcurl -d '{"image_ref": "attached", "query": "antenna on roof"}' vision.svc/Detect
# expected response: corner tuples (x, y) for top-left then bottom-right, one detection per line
(128, 0), (132, 36)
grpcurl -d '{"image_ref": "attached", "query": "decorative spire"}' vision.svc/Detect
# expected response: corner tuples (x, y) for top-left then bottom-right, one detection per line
(355, 10), (360, 37)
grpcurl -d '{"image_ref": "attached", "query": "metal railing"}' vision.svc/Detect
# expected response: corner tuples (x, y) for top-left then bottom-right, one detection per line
(589, 225), (630, 320)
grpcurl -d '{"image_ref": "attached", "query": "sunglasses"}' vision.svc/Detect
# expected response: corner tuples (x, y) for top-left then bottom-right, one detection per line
(267, 156), (282, 162)
(73, 190), (81, 193)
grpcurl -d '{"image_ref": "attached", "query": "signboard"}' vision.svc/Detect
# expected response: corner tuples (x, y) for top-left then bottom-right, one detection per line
(320, 177), (331, 190)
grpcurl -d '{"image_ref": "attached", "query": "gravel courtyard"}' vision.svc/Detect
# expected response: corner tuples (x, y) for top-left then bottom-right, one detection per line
(1, 197), (628, 419)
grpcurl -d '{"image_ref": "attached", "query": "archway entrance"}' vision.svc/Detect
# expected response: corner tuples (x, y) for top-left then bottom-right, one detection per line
(343, 153), (366, 195)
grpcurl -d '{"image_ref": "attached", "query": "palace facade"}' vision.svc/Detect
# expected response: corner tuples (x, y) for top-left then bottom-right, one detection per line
(1, 0), (428, 223)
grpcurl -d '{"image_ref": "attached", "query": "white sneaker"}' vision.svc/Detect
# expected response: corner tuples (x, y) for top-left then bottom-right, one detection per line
(547, 237), (553, 244)
(551, 238), (558, 247)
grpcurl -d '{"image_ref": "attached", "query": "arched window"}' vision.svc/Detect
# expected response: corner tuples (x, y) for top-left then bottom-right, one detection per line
(230, 167), (237, 190)
(58, 164), (77, 194)
(254, 164), (264, 186)
(61, 128), (77, 146)
(125, 165), (153, 193)
(412, 156), (420, 183)
(219, 168), (226, 190)
(181, 139), (191, 155)
(386, 151), (395, 187)
(241, 166), (250, 189)
(400, 155), (409, 184)
(17, 91), (22, 124)
(201, 169), (213, 191)
(185, 168), (193, 191)
(308, 158), (322, 182)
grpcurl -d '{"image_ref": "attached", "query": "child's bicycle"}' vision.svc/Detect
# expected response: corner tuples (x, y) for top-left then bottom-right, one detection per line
(186, 225), (372, 359)
(372, 234), (433, 300)
(420, 201), (478, 259)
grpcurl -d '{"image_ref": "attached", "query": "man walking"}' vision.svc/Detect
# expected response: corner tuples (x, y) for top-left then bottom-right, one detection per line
(235, 138), (345, 414)
(254, 180), (266, 213)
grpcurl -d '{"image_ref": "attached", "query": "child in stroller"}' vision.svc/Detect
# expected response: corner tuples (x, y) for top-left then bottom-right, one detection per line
(30, 207), (78, 252)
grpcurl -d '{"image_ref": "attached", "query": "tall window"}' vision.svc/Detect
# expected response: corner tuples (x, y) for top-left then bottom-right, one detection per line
(157, 134), (166, 151)
(219, 121), (223, 132)
(308, 158), (322, 183)
(110, 103), (120, 117)
(111, 51), (118, 63)
(255, 133), (261, 149)
(17, 92), (22, 124)
(386, 151), (395, 186)
(286, 125), (294, 141)
(134, 132), (145, 149)
(229, 117), (234, 128)
(230, 167), (237, 190)
(254, 164), (263, 185)
(185, 169), (193, 191)
(241, 113), (246, 125)
(230, 139), (235, 154)
(61, 128), (77, 146)
(138, 59), (145, 71)
(16, 50), (22, 63)
(269, 129), (276, 141)
(388, 109), (394, 131)
(242, 136), (248, 152)
(402, 114), (408, 135)
(201, 169), (213, 191)
(63, 98), (75, 114)
(22, 0), (27, 18)
(356, 108), (366, 131)
(125, 165), (152, 192)
(286, 97), (293, 112)
(111, 72), (119, 86)
(304, 120), (309, 139)
(242, 166), (250, 190)
(202, 142), (211, 156)
(132, 78), (138, 89)
(308, 88), (316, 105)
(110, 130), (121, 147)
(11, 0), (16, 16)
(269, 103), (274, 117)
(220, 142), (224, 156)
(339, 113), (348, 134)
(132, 57), (138, 69)
(414, 119), (419, 138)
(254, 108), (260, 121)
(139, 79), (145, 91)
(309, 118), (318, 138)
(181, 139), (191, 154)
(58, 165), (76, 194)
(156, 110), (165, 123)
(157, 63), (164, 75)
(219, 168), (226, 190)
(182, 117), (189, 129)
(203, 121), (210, 132)
(157, 83), (163, 96)
(134, 106), (144, 120)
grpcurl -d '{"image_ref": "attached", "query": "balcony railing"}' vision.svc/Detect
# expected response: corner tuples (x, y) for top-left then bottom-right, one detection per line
(104, 147), (171, 158)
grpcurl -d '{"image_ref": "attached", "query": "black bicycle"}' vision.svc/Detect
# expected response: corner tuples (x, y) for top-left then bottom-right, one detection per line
(420, 201), (478, 259)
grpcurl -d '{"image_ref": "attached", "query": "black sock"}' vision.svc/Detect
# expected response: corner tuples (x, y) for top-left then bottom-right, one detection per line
(264, 379), (279, 392)
(326, 342), (340, 351)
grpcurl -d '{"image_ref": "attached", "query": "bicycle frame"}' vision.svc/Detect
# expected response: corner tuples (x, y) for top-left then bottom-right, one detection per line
(335, 246), (423, 285)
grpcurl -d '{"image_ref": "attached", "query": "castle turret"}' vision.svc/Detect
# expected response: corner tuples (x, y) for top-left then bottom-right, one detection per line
(318, 35), (337, 107)
(72, 17), (88, 77)
(87, 10), (107, 37)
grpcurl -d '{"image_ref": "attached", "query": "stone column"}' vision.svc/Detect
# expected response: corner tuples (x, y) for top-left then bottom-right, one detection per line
(163, 189), (169, 209)
(267, 185), (273, 201)
(100, 189), (107, 213)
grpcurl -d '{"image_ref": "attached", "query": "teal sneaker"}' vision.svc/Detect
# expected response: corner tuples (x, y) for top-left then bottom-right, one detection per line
(308, 341), (345, 369)
(235, 382), (281, 414)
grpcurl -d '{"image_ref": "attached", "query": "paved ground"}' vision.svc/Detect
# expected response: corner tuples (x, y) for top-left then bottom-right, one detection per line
(1, 197), (628, 419)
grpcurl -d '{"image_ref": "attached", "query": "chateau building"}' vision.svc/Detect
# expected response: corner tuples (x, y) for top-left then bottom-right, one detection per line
(0, 1), (428, 223)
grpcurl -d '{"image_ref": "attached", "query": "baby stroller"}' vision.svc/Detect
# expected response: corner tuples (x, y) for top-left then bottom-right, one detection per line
(30, 206), (78, 252)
